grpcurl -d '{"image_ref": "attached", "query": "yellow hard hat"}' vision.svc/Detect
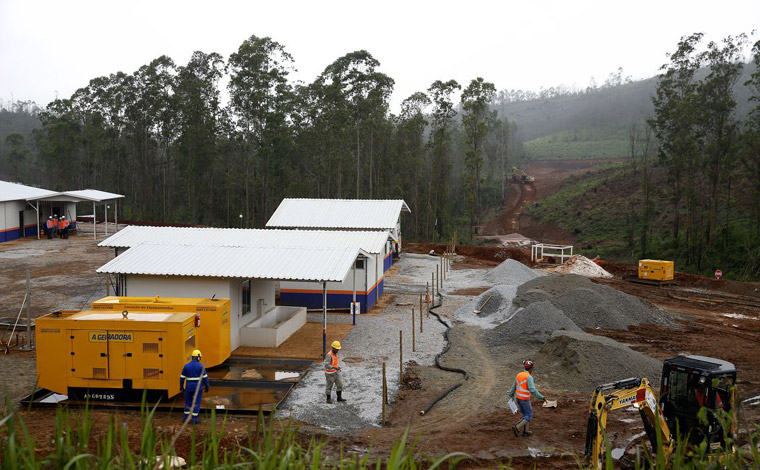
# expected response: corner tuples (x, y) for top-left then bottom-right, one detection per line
(331, 341), (342, 350)
(192, 349), (202, 358)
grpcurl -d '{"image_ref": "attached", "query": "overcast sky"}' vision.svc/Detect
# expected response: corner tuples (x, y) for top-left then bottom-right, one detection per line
(1, 0), (758, 112)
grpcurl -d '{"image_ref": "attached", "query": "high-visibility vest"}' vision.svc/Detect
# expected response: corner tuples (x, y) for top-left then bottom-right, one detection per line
(515, 371), (532, 400)
(46, 220), (53, 229)
(60, 220), (68, 229)
(53, 218), (59, 228)
(325, 351), (339, 374)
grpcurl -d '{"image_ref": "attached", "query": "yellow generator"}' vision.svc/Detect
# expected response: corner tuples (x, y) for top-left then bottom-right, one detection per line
(638, 259), (674, 281)
(91, 296), (231, 368)
(36, 309), (197, 400)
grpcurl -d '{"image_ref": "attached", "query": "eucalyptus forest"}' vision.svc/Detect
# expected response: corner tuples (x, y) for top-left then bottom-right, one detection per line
(3, 32), (760, 277)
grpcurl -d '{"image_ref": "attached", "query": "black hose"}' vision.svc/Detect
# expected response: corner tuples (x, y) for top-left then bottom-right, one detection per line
(419, 294), (470, 416)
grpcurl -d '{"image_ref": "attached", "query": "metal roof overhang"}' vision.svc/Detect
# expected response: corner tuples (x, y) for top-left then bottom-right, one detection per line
(96, 244), (369, 282)
(98, 226), (391, 254)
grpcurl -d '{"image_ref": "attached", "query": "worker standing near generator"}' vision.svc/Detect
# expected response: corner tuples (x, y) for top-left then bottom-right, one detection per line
(508, 360), (547, 437)
(324, 340), (347, 404)
(180, 349), (209, 424)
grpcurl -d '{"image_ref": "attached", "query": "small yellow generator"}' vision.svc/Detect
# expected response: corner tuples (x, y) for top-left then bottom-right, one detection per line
(36, 309), (197, 400)
(638, 259), (674, 281)
(90, 296), (231, 368)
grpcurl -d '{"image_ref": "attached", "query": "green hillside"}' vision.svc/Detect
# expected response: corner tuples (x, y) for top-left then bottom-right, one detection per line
(523, 128), (629, 159)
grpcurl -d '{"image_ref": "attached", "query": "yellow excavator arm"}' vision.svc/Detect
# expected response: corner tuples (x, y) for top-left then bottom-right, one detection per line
(585, 377), (673, 468)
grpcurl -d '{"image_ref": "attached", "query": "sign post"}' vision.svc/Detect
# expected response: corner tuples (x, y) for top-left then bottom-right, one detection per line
(715, 270), (723, 280)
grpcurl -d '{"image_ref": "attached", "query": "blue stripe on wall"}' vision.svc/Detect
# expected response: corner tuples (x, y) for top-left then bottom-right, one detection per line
(280, 280), (384, 314)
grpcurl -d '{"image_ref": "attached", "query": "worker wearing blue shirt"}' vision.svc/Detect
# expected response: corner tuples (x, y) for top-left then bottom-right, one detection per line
(180, 349), (209, 424)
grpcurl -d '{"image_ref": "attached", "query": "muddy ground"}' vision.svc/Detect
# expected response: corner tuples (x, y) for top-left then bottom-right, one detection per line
(2, 161), (760, 468)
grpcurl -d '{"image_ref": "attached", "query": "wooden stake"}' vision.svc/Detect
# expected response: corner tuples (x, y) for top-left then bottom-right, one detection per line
(412, 307), (416, 352)
(419, 293), (423, 320)
(420, 301), (423, 334)
(399, 330), (403, 385)
(382, 362), (387, 426)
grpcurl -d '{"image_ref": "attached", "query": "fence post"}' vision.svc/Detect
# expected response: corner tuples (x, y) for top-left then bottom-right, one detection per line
(382, 362), (387, 426)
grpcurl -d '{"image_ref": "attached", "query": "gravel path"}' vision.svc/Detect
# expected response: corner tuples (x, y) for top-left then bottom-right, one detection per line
(280, 293), (447, 432)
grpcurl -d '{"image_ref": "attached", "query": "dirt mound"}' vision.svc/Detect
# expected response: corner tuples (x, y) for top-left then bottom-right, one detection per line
(403, 242), (533, 265)
(515, 274), (674, 330)
(484, 258), (543, 285)
(550, 255), (613, 278)
(535, 330), (663, 393)
(482, 301), (582, 346)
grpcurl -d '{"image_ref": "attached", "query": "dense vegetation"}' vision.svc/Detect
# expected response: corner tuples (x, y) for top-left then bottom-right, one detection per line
(2, 32), (760, 278)
(1, 37), (523, 242)
(526, 34), (760, 279)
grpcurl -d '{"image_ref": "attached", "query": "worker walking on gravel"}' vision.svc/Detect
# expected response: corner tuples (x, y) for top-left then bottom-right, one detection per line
(324, 340), (346, 404)
(509, 360), (547, 437)
(180, 349), (209, 424)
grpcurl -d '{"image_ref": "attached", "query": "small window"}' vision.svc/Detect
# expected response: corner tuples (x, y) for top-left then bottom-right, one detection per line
(242, 279), (251, 316)
(355, 259), (366, 270)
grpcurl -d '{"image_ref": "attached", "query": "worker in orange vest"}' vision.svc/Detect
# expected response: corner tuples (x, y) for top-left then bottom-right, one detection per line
(52, 215), (59, 238)
(45, 216), (54, 239)
(324, 340), (346, 404)
(59, 216), (69, 239)
(508, 360), (548, 437)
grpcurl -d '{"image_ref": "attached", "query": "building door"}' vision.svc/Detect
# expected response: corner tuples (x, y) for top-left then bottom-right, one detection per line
(19, 211), (24, 238)
(70, 330), (109, 379)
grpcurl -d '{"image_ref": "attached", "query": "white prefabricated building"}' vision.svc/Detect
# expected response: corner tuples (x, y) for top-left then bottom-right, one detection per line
(99, 225), (393, 312)
(97, 243), (367, 350)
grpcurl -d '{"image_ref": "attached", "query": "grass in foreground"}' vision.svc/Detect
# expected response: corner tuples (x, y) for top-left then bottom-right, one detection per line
(1, 399), (759, 469)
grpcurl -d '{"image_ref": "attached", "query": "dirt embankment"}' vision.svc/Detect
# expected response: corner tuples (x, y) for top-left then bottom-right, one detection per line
(480, 159), (620, 244)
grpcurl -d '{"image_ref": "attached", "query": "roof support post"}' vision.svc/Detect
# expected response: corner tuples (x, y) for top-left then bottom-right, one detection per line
(35, 201), (40, 239)
(93, 202), (96, 240)
(352, 259), (357, 325)
(322, 281), (327, 358)
(105, 202), (108, 236)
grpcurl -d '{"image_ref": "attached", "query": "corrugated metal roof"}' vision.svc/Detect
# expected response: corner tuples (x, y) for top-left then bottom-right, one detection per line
(63, 189), (124, 202)
(266, 198), (410, 230)
(97, 244), (361, 281)
(0, 180), (58, 203)
(1, 180), (125, 203)
(99, 226), (391, 254)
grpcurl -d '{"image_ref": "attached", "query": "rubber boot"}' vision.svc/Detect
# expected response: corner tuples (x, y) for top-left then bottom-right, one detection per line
(337, 391), (346, 402)
(512, 419), (525, 437)
(522, 421), (532, 437)
(326, 394), (333, 404)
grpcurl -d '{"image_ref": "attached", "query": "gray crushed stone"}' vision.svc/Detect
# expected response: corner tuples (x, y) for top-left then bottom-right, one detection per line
(451, 285), (517, 328)
(515, 274), (674, 330)
(280, 293), (446, 432)
(484, 258), (543, 285)
(535, 330), (663, 393)
(482, 301), (583, 346)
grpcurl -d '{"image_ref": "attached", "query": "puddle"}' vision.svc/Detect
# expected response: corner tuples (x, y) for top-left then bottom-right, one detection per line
(207, 362), (303, 382)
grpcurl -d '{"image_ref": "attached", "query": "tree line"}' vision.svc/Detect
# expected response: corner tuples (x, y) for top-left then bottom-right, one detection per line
(629, 33), (760, 277)
(16, 35), (518, 241)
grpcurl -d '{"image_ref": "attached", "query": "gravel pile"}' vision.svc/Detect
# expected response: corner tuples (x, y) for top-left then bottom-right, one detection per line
(482, 301), (583, 346)
(550, 255), (613, 278)
(535, 330), (663, 393)
(452, 285), (517, 328)
(484, 259), (543, 285)
(514, 274), (674, 330)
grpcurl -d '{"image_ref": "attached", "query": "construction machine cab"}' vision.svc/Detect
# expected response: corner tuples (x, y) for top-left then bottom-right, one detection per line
(659, 355), (737, 449)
